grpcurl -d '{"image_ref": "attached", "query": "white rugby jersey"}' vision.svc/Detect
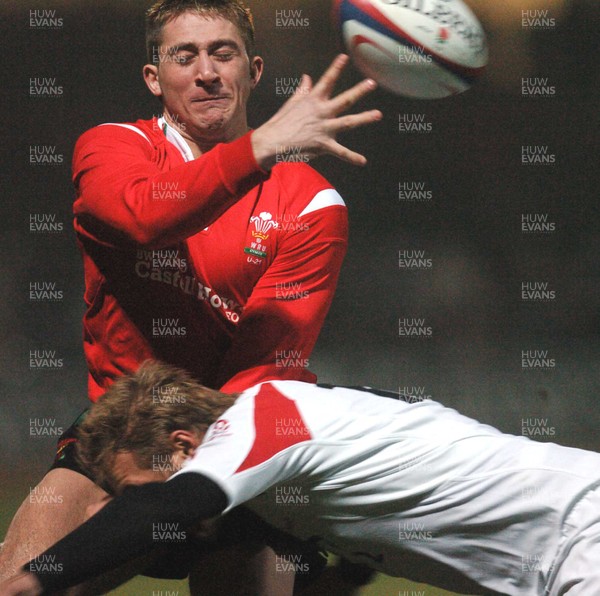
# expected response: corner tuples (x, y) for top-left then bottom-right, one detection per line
(172, 381), (600, 595)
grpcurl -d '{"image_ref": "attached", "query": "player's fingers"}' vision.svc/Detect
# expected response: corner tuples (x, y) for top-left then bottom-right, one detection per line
(324, 139), (368, 166)
(327, 110), (383, 133)
(294, 73), (313, 97)
(312, 54), (349, 97)
(328, 79), (377, 115)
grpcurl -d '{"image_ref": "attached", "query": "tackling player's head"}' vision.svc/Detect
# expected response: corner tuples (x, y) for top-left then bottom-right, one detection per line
(76, 360), (237, 493)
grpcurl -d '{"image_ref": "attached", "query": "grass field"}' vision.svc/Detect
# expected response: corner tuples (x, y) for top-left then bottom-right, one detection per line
(1, 481), (463, 596)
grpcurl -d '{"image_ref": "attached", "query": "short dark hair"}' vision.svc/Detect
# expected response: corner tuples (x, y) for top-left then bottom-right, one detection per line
(146, 0), (256, 64)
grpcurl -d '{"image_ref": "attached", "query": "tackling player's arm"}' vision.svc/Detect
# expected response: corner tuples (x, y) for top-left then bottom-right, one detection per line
(1, 474), (226, 595)
(2, 380), (310, 595)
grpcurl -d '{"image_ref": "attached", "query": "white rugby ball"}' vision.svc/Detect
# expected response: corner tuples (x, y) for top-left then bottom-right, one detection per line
(333, 0), (488, 99)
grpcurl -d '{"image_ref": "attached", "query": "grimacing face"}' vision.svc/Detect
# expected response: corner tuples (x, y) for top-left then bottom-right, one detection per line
(143, 12), (263, 144)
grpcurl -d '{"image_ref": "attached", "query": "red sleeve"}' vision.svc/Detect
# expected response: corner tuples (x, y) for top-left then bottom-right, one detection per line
(218, 204), (348, 392)
(72, 125), (268, 248)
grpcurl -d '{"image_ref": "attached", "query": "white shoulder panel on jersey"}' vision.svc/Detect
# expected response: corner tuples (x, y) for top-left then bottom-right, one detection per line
(299, 188), (346, 218)
(98, 123), (151, 145)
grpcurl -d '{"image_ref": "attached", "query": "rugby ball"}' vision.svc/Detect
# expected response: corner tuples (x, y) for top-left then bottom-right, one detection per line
(333, 0), (488, 99)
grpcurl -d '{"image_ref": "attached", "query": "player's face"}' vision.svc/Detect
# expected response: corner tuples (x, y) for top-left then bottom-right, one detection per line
(111, 451), (176, 494)
(110, 430), (202, 494)
(144, 13), (263, 144)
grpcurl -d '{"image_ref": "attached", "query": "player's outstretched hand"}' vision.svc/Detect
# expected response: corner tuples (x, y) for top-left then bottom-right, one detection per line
(0, 572), (43, 596)
(252, 54), (382, 170)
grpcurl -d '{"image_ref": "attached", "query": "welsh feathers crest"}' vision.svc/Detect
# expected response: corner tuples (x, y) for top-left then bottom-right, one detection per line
(250, 212), (279, 240)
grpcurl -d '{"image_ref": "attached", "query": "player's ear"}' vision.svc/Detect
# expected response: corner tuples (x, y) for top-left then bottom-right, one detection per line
(143, 63), (162, 97)
(249, 56), (264, 89)
(169, 430), (202, 457)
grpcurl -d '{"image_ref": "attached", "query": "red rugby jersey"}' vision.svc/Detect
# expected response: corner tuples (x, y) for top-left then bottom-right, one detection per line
(72, 118), (348, 400)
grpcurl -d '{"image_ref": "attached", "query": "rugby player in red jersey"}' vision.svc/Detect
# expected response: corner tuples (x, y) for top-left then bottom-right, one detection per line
(0, 0), (382, 593)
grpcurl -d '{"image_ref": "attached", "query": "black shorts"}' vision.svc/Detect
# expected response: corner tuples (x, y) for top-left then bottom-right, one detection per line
(48, 411), (328, 587)
(49, 409), (92, 478)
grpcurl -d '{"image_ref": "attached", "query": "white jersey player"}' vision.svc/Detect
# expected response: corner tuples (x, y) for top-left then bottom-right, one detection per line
(2, 361), (600, 596)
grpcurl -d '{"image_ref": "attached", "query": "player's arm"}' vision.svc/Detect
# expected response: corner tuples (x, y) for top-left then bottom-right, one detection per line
(3, 474), (227, 595)
(217, 198), (348, 390)
(73, 127), (269, 248)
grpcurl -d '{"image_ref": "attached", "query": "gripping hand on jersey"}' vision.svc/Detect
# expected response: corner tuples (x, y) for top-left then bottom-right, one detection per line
(251, 54), (382, 170)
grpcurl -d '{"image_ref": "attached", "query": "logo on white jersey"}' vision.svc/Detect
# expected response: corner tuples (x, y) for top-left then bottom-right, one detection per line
(206, 419), (232, 442)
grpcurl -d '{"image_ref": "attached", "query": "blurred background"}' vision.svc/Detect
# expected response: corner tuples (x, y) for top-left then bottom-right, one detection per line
(1, 0), (598, 593)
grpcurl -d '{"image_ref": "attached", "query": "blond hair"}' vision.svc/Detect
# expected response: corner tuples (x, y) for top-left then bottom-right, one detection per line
(146, 0), (256, 62)
(77, 360), (237, 492)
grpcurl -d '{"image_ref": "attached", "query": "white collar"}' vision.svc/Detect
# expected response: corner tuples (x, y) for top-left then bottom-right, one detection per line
(158, 116), (195, 163)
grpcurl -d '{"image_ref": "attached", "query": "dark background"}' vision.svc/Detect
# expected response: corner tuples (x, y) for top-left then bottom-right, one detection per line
(1, 0), (598, 487)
